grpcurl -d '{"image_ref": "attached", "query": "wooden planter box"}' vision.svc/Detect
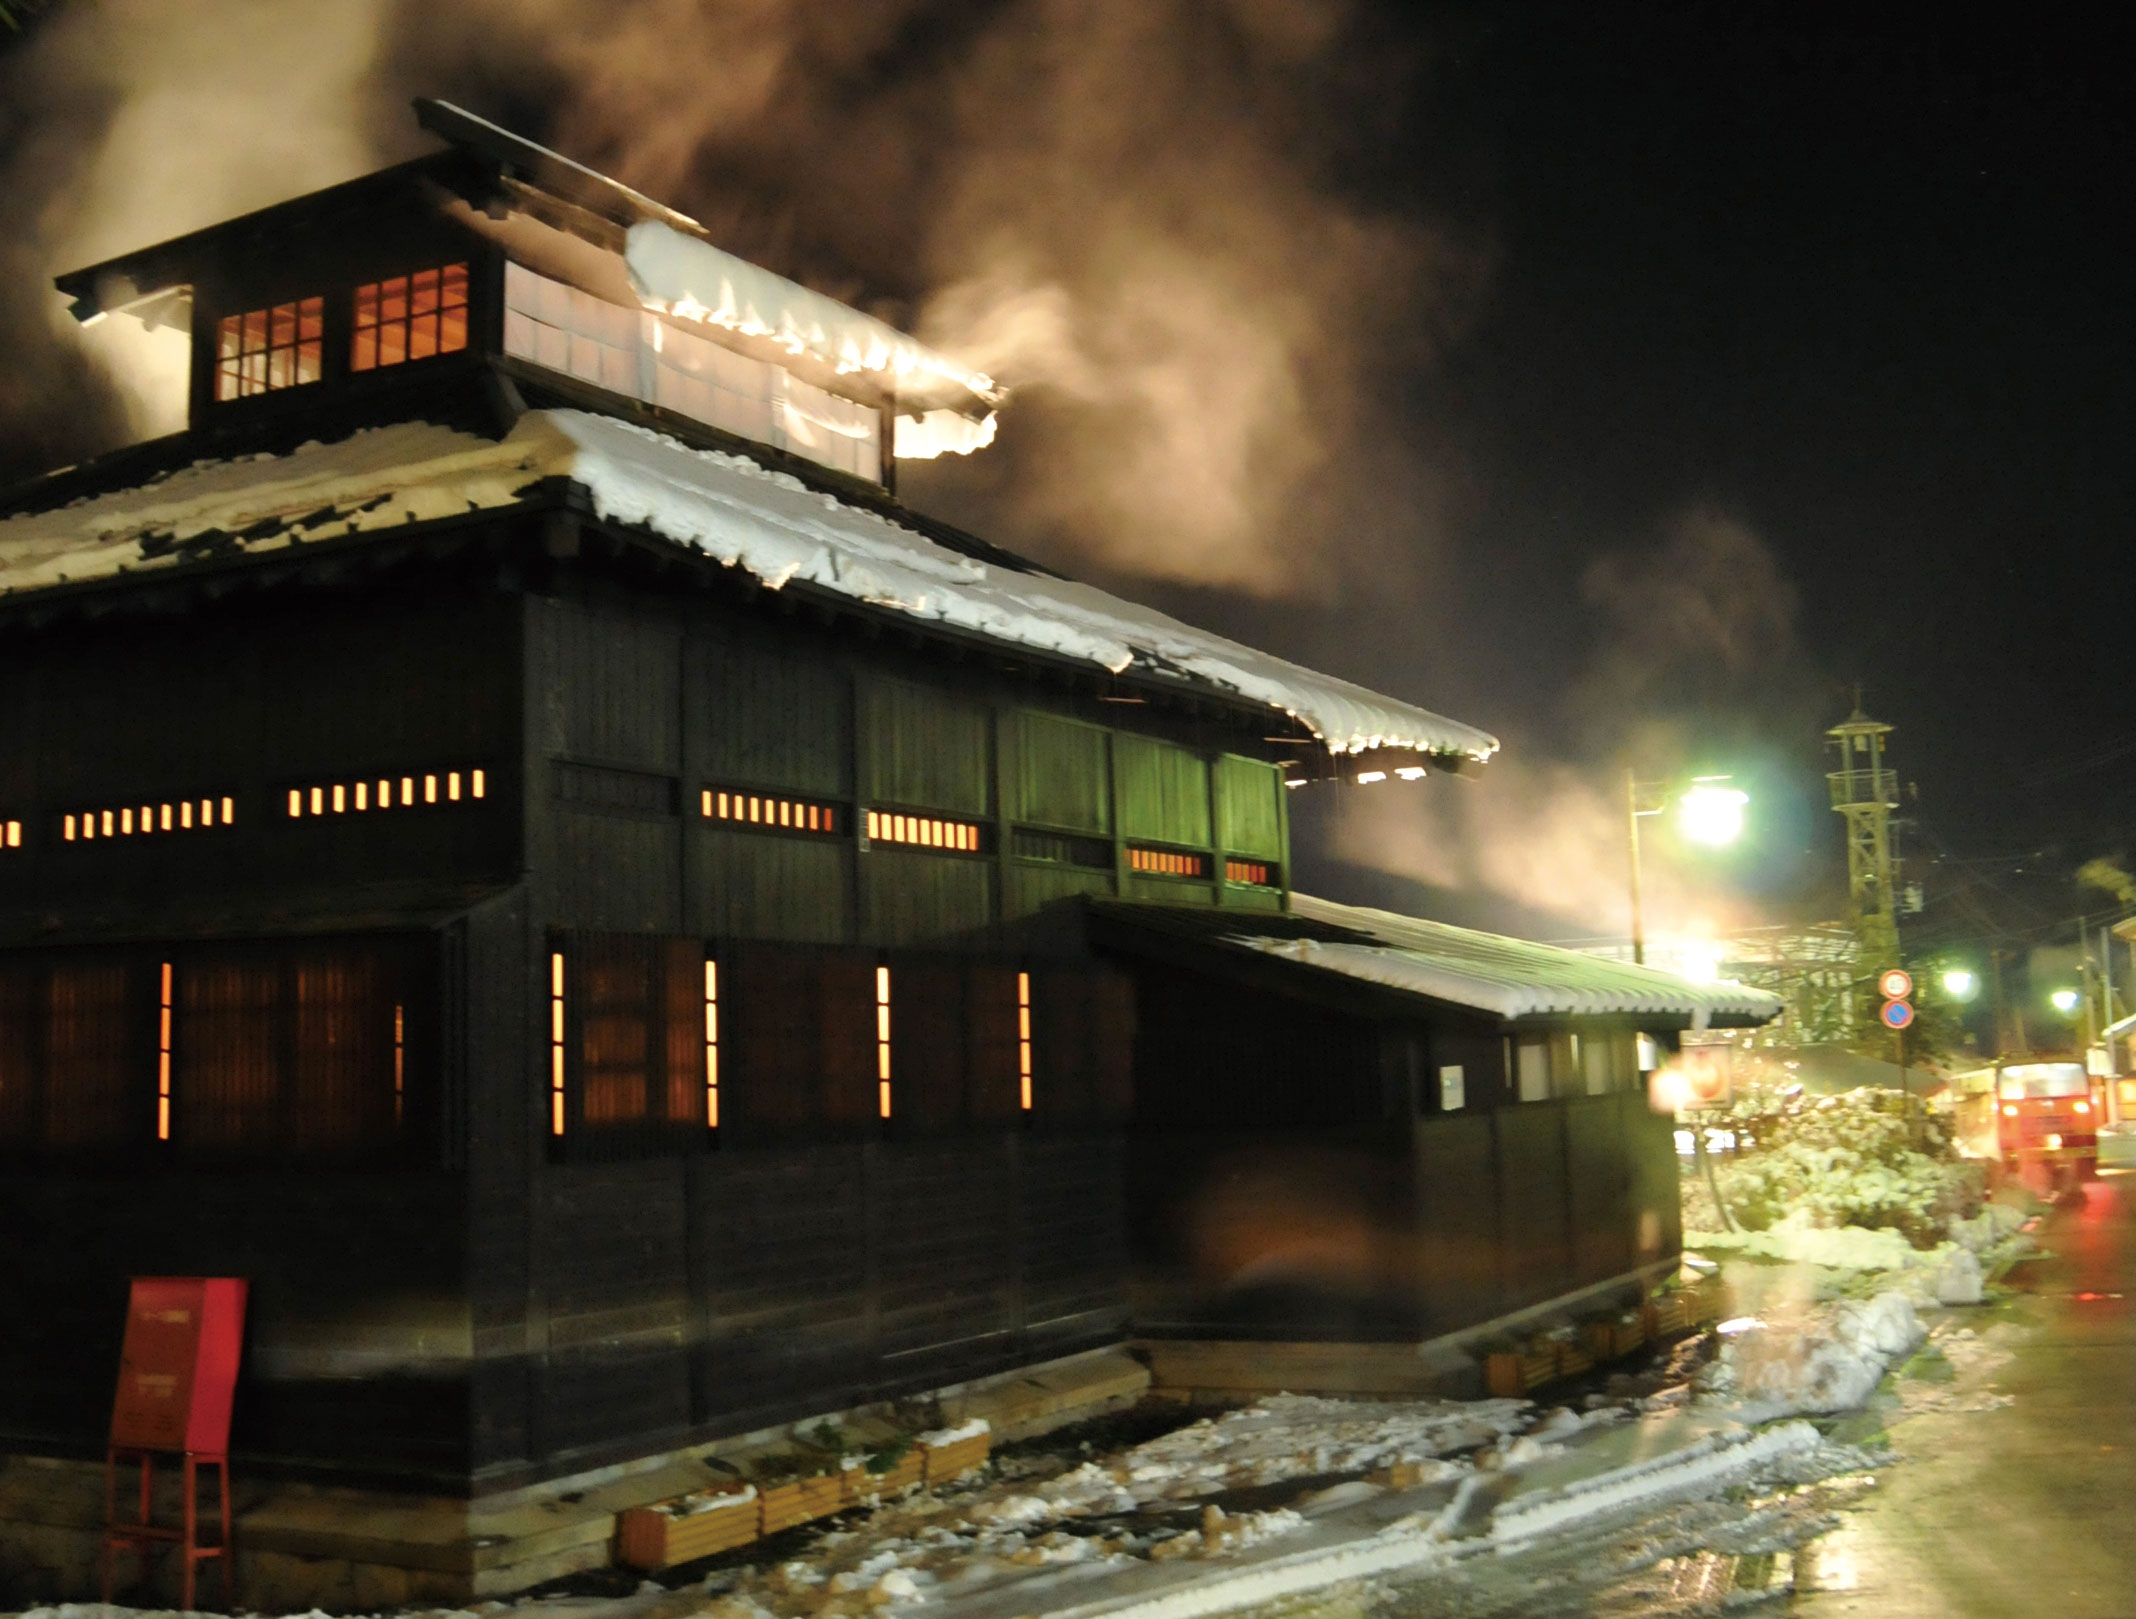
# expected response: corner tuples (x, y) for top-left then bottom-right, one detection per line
(757, 1471), (845, 1535)
(616, 1486), (759, 1570)
(1485, 1346), (1558, 1398)
(1584, 1316), (1647, 1361)
(1554, 1340), (1595, 1379)
(843, 1448), (923, 1503)
(918, 1428), (992, 1486)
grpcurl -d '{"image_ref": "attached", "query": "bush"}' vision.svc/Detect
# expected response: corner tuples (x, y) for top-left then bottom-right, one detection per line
(1705, 1078), (1982, 1248)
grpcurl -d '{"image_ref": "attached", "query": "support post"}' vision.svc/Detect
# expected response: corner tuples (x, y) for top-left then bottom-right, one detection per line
(1626, 768), (1646, 966)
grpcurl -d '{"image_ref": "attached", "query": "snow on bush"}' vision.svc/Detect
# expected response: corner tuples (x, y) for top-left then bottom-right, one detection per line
(1697, 1077), (1983, 1248)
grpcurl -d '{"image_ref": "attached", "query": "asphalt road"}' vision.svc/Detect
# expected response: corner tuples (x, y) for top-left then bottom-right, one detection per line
(1789, 1173), (2136, 1617)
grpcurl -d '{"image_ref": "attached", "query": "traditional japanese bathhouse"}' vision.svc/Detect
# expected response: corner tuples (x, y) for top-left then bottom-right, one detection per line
(1089, 896), (1782, 1343)
(0, 102), (1499, 1494)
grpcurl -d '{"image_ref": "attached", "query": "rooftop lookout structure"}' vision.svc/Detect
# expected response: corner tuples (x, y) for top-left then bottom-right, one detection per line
(0, 102), (1771, 1606)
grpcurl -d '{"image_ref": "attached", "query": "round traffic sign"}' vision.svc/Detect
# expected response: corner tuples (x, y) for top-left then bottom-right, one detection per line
(1880, 998), (1915, 1030)
(1878, 968), (1914, 1001)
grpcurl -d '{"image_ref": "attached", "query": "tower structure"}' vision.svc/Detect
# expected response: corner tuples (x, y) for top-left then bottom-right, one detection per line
(1826, 703), (1902, 942)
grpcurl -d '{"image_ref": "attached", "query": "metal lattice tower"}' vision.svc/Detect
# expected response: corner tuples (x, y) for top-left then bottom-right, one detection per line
(1826, 704), (1902, 936)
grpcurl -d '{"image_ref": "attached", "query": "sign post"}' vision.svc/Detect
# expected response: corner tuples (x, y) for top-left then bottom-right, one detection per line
(1879, 970), (1918, 1145)
(102, 1277), (247, 1611)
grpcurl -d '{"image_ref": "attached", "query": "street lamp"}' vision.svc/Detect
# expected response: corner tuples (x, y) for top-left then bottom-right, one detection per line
(1942, 967), (1979, 1001)
(1626, 772), (1747, 966)
(2051, 988), (2081, 1015)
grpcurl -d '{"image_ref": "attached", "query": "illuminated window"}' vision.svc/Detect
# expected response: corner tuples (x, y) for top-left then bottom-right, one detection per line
(352, 264), (469, 372)
(286, 767), (487, 817)
(215, 297), (324, 401)
(156, 961), (173, 1142)
(1224, 858), (1276, 887)
(2, 820), (20, 849)
(876, 966), (893, 1119)
(393, 1003), (405, 1127)
(1128, 846), (1209, 878)
(65, 796), (233, 842)
(1017, 971), (1033, 1112)
(703, 959), (720, 1129)
(550, 952), (567, 1137)
(703, 787), (840, 835)
(865, 809), (984, 853)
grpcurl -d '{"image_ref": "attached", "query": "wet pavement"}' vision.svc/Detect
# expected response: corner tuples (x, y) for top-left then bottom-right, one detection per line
(1788, 1174), (2136, 1617)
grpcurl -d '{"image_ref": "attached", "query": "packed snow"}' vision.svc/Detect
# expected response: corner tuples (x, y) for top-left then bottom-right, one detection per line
(0, 412), (1497, 764)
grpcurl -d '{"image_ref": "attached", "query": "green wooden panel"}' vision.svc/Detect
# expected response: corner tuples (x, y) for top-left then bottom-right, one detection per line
(1416, 1112), (1501, 1319)
(861, 679), (990, 814)
(1005, 863), (1115, 919)
(860, 847), (994, 946)
(698, 637), (851, 796)
(700, 829), (851, 943)
(1115, 734), (1210, 847)
(1219, 884), (1284, 914)
(1217, 755), (1283, 859)
(1125, 874), (1212, 906)
(1007, 711), (1111, 832)
(552, 810), (681, 933)
(548, 602), (681, 770)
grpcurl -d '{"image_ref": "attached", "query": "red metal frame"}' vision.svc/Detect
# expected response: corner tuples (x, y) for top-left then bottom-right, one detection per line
(101, 1445), (232, 1612)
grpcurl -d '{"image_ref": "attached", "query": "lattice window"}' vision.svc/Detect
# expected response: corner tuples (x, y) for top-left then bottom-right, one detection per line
(285, 768), (485, 817)
(866, 809), (984, 853)
(1128, 845), (1208, 878)
(1, 820), (19, 849)
(215, 297), (324, 400)
(1017, 970), (1033, 1112)
(703, 787), (839, 835)
(65, 797), (235, 842)
(875, 965), (893, 1119)
(1224, 858), (1276, 887)
(352, 264), (469, 372)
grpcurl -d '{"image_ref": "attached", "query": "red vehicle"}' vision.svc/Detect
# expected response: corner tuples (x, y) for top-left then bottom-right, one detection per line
(1953, 1060), (2100, 1191)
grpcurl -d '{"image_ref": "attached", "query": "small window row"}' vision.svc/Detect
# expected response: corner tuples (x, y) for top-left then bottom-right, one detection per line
(865, 809), (985, 853)
(286, 769), (486, 818)
(67, 798), (236, 842)
(703, 787), (839, 835)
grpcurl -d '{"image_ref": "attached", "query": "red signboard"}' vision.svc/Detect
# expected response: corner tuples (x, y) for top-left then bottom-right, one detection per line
(109, 1278), (247, 1454)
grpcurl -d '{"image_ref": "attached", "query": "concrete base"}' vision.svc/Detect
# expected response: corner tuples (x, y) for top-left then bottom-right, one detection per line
(1134, 1259), (1678, 1402)
(0, 1346), (1150, 1610)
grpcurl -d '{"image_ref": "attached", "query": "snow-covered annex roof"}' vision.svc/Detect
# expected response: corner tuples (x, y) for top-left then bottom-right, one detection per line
(0, 410), (1499, 762)
(1225, 893), (1782, 1023)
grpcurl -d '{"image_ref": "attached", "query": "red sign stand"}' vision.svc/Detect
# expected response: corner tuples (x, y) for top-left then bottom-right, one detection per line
(101, 1277), (247, 1611)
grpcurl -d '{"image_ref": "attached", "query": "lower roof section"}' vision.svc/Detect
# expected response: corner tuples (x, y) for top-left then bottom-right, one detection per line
(1089, 891), (1784, 1029)
(0, 409), (1497, 769)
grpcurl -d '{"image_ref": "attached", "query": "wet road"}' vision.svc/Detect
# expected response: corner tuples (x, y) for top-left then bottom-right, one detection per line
(1789, 1174), (2136, 1617)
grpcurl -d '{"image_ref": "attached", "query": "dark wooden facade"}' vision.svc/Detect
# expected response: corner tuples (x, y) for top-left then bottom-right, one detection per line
(1087, 905), (1688, 1344)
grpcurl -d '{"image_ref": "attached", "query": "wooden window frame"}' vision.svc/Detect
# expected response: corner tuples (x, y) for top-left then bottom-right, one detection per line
(352, 263), (470, 373)
(1127, 844), (1211, 880)
(214, 296), (324, 401)
(701, 785), (844, 838)
(863, 807), (988, 855)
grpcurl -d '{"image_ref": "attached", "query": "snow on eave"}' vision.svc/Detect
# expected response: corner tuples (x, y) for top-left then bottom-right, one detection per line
(0, 410), (1497, 763)
(1223, 894), (1783, 1023)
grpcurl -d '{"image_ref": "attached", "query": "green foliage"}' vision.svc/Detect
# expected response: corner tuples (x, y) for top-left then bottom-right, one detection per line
(1708, 1076), (1983, 1248)
(2078, 858), (2136, 907)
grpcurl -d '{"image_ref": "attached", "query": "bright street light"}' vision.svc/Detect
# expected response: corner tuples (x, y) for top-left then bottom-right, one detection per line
(2050, 988), (2081, 1014)
(1677, 782), (1750, 846)
(1942, 968), (1978, 1001)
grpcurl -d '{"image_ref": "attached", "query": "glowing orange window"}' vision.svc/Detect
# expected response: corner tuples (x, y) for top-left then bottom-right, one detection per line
(215, 297), (324, 400)
(353, 263), (470, 372)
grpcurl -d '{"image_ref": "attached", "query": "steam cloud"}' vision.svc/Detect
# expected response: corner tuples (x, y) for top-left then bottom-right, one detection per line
(1326, 507), (1820, 941)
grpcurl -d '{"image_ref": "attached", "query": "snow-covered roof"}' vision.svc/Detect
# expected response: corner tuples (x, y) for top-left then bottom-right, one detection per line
(0, 411), (1498, 762)
(1228, 894), (1783, 1022)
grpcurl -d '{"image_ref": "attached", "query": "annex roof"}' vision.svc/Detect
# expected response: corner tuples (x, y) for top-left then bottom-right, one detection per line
(1091, 893), (1781, 1025)
(0, 410), (1498, 763)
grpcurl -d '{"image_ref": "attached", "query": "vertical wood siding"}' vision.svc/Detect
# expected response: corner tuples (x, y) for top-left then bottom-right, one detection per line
(1006, 711), (1111, 832)
(860, 678), (991, 815)
(1216, 755), (1283, 858)
(1115, 735), (1212, 848)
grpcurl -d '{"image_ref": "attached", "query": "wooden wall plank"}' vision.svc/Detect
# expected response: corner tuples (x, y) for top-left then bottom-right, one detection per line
(1115, 734), (1211, 848)
(1006, 711), (1111, 832)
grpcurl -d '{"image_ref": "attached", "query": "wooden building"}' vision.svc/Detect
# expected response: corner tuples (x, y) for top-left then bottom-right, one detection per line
(0, 104), (1777, 1578)
(0, 102), (1509, 1498)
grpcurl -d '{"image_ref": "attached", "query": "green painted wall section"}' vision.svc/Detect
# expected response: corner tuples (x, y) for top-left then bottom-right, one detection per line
(1006, 711), (1112, 832)
(862, 678), (991, 815)
(700, 639), (851, 796)
(1216, 755), (1282, 858)
(1115, 734), (1211, 848)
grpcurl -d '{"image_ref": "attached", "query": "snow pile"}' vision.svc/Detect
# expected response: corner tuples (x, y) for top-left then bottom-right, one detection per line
(1491, 1420), (1821, 1547)
(1706, 1290), (1927, 1417)
(1687, 1209), (1919, 1270)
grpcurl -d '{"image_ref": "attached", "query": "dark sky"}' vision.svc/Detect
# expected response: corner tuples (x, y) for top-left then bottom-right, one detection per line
(1201, 8), (2136, 945)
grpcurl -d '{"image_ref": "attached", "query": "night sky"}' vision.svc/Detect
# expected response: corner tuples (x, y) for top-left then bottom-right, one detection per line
(3, 4), (2130, 960)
